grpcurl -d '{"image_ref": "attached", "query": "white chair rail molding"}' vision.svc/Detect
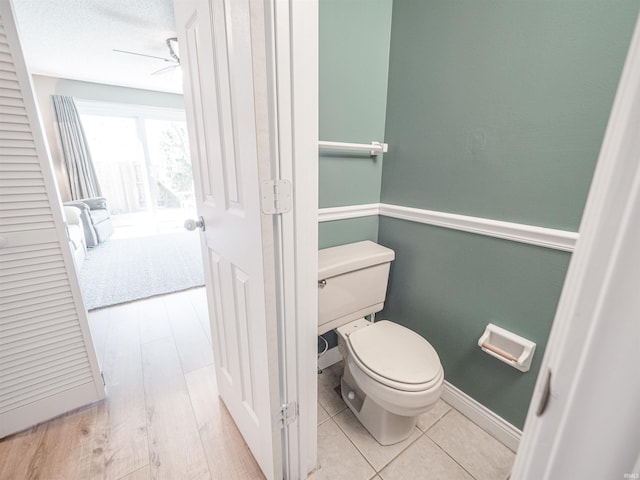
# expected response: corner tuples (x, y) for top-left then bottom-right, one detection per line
(318, 203), (579, 252)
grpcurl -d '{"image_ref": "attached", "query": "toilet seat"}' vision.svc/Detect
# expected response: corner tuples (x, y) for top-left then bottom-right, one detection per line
(347, 320), (442, 393)
(346, 353), (444, 416)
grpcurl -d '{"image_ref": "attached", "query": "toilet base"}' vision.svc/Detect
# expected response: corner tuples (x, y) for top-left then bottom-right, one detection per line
(341, 372), (416, 446)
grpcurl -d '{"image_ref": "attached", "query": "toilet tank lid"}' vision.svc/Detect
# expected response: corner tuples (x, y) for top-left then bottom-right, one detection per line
(318, 241), (395, 280)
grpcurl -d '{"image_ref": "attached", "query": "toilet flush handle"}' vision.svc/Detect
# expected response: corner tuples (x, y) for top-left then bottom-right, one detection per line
(318, 279), (327, 288)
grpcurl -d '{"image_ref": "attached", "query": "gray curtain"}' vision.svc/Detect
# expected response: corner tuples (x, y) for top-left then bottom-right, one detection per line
(52, 95), (102, 200)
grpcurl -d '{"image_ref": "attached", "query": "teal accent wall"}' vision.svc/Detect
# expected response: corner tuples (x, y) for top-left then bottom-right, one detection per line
(318, 0), (391, 351)
(378, 1), (639, 429)
(381, 1), (639, 231)
(379, 218), (571, 428)
(319, 217), (379, 249)
(319, 0), (392, 210)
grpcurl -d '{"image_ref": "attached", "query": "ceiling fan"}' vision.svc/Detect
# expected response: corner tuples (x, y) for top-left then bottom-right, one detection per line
(113, 37), (180, 76)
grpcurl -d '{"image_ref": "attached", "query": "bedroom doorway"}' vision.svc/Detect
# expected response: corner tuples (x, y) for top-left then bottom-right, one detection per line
(78, 102), (196, 238)
(74, 101), (204, 310)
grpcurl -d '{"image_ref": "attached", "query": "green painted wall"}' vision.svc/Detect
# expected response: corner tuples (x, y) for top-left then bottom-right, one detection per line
(381, 1), (638, 231)
(319, 0), (392, 210)
(318, 0), (392, 349)
(319, 217), (379, 249)
(378, 1), (639, 429)
(378, 218), (570, 428)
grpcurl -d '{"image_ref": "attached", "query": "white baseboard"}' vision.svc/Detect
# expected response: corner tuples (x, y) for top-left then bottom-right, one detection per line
(442, 380), (522, 452)
(317, 346), (342, 370)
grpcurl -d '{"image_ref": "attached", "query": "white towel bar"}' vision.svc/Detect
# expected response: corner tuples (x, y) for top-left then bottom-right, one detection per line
(318, 140), (388, 156)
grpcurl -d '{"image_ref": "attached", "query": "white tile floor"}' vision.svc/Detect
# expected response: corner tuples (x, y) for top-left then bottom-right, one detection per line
(312, 362), (515, 480)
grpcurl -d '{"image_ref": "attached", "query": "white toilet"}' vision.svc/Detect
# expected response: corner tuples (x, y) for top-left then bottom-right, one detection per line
(318, 240), (444, 445)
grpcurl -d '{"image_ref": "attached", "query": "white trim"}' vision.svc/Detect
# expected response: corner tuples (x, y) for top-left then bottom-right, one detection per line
(442, 381), (521, 452)
(318, 140), (388, 155)
(269, 0), (319, 478)
(318, 203), (578, 252)
(318, 203), (380, 222)
(75, 99), (186, 121)
(1, 383), (102, 438)
(318, 346), (342, 371)
(379, 203), (577, 252)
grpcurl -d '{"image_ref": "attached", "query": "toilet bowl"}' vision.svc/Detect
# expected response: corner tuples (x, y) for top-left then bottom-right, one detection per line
(318, 241), (445, 446)
(336, 318), (443, 445)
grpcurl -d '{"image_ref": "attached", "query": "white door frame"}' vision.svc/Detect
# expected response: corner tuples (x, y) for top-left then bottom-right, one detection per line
(513, 11), (640, 479)
(266, 0), (318, 478)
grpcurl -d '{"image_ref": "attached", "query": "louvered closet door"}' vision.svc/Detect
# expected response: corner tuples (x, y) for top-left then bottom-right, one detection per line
(0, 1), (104, 438)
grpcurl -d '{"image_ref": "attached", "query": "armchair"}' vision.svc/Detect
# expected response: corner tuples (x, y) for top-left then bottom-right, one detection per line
(62, 205), (87, 266)
(63, 197), (114, 247)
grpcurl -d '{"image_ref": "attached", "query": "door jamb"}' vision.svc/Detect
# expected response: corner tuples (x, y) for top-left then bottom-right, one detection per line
(265, 0), (319, 477)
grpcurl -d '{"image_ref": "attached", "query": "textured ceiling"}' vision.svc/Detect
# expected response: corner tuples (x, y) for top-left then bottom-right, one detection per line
(12, 0), (183, 94)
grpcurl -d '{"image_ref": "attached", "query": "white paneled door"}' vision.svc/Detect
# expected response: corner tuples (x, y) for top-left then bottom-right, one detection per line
(174, 1), (283, 479)
(0, 1), (104, 437)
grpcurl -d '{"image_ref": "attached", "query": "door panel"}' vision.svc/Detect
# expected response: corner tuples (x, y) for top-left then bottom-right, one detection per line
(174, 1), (282, 479)
(182, 16), (217, 204)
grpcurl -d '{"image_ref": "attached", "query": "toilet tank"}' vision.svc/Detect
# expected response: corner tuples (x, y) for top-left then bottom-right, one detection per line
(318, 241), (395, 335)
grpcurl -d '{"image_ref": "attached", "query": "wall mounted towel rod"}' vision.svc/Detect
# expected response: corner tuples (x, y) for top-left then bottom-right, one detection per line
(319, 140), (388, 156)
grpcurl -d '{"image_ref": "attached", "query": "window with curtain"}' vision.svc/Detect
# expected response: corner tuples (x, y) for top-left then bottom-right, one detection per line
(76, 101), (194, 234)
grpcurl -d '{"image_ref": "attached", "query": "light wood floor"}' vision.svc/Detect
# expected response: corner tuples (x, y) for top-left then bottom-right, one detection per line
(0, 288), (265, 480)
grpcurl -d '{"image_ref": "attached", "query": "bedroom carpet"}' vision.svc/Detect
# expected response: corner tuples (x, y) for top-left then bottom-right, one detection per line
(79, 232), (205, 310)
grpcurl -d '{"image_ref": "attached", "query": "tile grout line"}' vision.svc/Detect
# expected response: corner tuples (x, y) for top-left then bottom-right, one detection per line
(371, 409), (455, 477)
(424, 410), (479, 480)
(427, 435), (479, 480)
(320, 374), (506, 479)
(320, 376), (379, 476)
(374, 429), (425, 476)
(373, 403), (455, 476)
(330, 416), (379, 475)
(320, 367), (429, 477)
(329, 400), (433, 477)
(427, 405), (515, 479)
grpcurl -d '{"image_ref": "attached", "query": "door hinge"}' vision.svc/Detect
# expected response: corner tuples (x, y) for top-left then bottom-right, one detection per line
(280, 401), (298, 427)
(261, 179), (292, 214)
(100, 372), (105, 386)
